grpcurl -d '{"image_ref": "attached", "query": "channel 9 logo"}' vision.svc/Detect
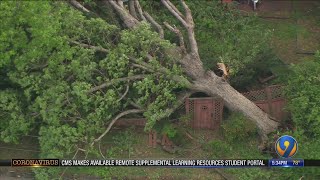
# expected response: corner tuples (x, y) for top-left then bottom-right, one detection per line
(275, 135), (298, 158)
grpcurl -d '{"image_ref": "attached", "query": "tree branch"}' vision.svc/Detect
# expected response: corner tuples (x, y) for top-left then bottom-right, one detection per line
(88, 74), (146, 93)
(161, 0), (188, 28)
(129, 100), (142, 109)
(144, 12), (164, 39)
(117, 0), (124, 8)
(166, 0), (185, 19)
(170, 91), (192, 112)
(68, 40), (108, 53)
(69, 0), (90, 13)
(98, 141), (106, 159)
(151, 91), (192, 124)
(180, 0), (193, 26)
(180, 0), (199, 57)
(106, 0), (139, 28)
(130, 57), (191, 87)
(131, 63), (150, 71)
(163, 22), (186, 53)
(128, 0), (138, 19)
(135, 0), (147, 21)
(161, 0), (199, 58)
(117, 85), (129, 102)
(91, 109), (144, 146)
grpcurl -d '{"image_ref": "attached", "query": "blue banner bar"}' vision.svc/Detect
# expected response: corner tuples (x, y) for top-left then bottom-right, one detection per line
(269, 159), (304, 167)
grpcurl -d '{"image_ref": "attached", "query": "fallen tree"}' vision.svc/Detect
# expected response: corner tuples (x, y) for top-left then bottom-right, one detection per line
(92, 0), (279, 140)
(0, 1), (278, 163)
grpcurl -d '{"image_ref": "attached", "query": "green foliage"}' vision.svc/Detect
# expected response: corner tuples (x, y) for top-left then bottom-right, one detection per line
(161, 123), (177, 138)
(221, 112), (257, 142)
(205, 140), (230, 158)
(192, 1), (270, 76)
(33, 168), (60, 180)
(0, 2), (187, 179)
(0, 90), (31, 143)
(177, 113), (192, 127)
(152, 117), (189, 146)
(203, 112), (274, 180)
(207, 119), (320, 180)
(285, 51), (320, 138)
(205, 134), (272, 179)
(170, 128), (189, 146)
(207, 131), (320, 179)
(229, 48), (288, 90)
(111, 128), (137, 158)
(39, 125), (81, 158)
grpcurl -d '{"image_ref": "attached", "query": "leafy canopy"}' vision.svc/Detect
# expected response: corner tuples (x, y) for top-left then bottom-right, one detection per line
(0, 1), (185, 160)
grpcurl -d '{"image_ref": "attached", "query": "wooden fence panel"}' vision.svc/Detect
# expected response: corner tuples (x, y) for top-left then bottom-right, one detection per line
(271, 99), (289, 121)
(186, 97), (223, 130)
(148, 131), (157, 148)
(255, 102), (270, 114)
(242, 85), (289, 122)
(114, 118), (146, 127)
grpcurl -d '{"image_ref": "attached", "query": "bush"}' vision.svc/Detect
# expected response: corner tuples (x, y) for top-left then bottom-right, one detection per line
(229, 48), (288, 90)
(170, 128), (189, 146)
(285, 51), (320, 138)
(222, 112), (257, 142)
(111, 128), (137, 158)
(161, 123), (177, 138)
(205, 140), (231, 158)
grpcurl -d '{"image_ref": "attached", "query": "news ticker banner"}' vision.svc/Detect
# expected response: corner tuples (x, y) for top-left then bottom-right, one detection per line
(0, 159), (320, 167)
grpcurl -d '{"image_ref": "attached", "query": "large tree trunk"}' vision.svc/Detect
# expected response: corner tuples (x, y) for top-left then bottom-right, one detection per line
(73, 0), (279, 143)
(192, 71), (279, 137)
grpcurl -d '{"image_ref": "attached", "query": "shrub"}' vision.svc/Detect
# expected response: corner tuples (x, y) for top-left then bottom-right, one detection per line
(170, 128), (189, 146)
(285, 51), (320, 138)
(205, 140), (231, 158)
(111, 128), (137, 158)
(161, 123), (177, 138)
(222, 112), (257, 142)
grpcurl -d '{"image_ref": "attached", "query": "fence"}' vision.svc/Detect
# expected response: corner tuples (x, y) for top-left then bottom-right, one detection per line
(115, 85), (288, 148)
(185, 97), (224, 130)
(242, 85), (289, 122)
(114, 118), (146, 127)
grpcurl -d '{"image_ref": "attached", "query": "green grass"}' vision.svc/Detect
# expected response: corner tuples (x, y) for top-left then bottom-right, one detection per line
(258, 19), (310, 40)
(62, 127), (223, 179)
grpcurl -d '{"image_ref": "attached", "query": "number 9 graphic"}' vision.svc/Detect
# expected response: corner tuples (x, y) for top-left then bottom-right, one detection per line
(275, 135), (298, 158)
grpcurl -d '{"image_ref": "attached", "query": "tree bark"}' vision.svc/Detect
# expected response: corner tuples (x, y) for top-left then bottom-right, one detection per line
(191, 71), (279, 136)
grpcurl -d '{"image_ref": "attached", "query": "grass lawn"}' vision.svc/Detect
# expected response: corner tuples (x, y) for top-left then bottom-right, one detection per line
(62, 127), (224, 179)
(254, 1), (320, 65)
